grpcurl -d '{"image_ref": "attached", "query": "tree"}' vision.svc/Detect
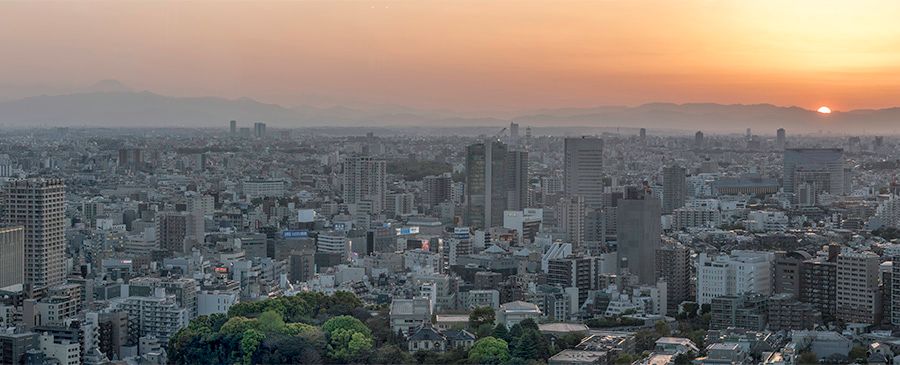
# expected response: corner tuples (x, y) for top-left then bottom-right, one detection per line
(469, 306), (496, 329)
(654, 321), (671, 337)
(797, 351), (818, 364)
(370, 345), (416, 365)
(511, 328), (548, 360)
(239, 329), (265, 365)
(257, 310), (286, 333)
(849, 346), (867, 361)
(468, 336), (510, 365)
(492, 323), (510, 342)
(323, 315), (374, 362)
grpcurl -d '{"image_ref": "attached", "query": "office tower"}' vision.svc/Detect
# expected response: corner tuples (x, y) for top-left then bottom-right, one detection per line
(639, 128), (646, 143)
(157, 212), (189, 254)
(746, 128), (751, 139)
(229, 120), (237, 134)
(709, 293), (767, 330)
(776, 128), (786, 150)
(464, 141), (526, 228)
(696, 250), (774, 305)
(3, 179), (66, 292)
(253, 122), (266, 138)
(661, 165), (687, 214)
(422, 173), (452, 208)
(656, 243), (692, 316)
(342, 155), (387, 213)
(506, 150), (528, 211)
(556, 196), (587, 252)
(694, 131), (704, 149)
(563, 137), (604, 208)
(836, 251), (881, 324)
(616, 187), (661, 284)
(509, 122), (519, 147)
(783, 148), (845, 203)
(875, 136), (884, 150)
(0, 226), (25, 288)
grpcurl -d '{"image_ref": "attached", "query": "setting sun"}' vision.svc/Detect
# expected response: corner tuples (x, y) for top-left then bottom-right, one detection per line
(817, 106), (832, 114)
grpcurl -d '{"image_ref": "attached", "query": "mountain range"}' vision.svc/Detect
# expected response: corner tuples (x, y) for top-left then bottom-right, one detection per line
(0, 80), (898, 134)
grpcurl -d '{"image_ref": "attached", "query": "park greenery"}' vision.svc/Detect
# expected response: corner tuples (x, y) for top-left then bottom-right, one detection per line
(169, 295), (583, 365)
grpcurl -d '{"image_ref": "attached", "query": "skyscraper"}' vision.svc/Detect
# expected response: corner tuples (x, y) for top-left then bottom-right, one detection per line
(661, 164), (687, 214)
(158, 212), (190, 254)
(509, 122), (520, 147)
(776, 128), (786, 150)
(506, 149), (528, 211)
(639, 128), (647, 144)
(229, 120), (237, 134)
(564, 137), (603, 208)
(616, 187), (661, 284)
(464, 140), (527, 229)
(342, 155), (387, 214)
(3, 179), (66, 292)
(783, 148), (845, 202)
(694, 131), (704, 149)
(253, 122), (266, 138)
(422, 173), (452, 209)
(0, 226), (25, 288)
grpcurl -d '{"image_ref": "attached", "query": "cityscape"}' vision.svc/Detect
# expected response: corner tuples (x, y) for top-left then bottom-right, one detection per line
(3, 2), (900, 365)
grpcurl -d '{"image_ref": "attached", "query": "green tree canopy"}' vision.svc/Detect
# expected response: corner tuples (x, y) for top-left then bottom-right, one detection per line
(468, 336), (510, 365)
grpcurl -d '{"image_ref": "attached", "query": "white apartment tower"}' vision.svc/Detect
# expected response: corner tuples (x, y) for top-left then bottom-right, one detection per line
(3, 179), (66, 292)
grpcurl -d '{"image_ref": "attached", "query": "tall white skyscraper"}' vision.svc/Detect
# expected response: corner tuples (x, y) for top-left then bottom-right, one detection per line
(564, 137), (604, 208)
(3, 179), (66, 293)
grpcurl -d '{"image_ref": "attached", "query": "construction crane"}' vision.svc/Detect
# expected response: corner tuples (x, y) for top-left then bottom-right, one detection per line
(492, 127), (507, 141)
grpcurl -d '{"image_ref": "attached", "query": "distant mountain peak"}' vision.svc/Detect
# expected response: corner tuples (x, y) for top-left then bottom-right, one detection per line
(83, 79), (132, 93)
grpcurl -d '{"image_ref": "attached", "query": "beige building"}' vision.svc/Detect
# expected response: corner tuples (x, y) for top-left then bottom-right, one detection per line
(836, 251), (881, 324)
(3, 179), (66, 293)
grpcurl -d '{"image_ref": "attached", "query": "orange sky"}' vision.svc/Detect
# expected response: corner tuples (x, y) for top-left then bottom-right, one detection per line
(2, 1), (900, 113)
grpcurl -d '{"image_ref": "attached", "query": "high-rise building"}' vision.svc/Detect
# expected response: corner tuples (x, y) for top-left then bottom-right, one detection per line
(639, 128), (647, 143)
(229, 120), (237, 134)
(656, 242), (692, 316)
(547, 256), (598, 307)
(564, 137), (604, 208)
(0, 226), (25, 288)
(506, 150), (528, 211)
(773, 251), (808, 297)
(157, 212), (190, 254)
(776, 128), (786, 150)
(891, 255), (900, 326)
(117, 148), (143, 170)
(694, 131), (704, 149)
(3, 179), (66, 292)
(661, 165), (687, 214)
(509, 122), (520, 147)
(422, 173), (452, 209)
(342, 155), (387, 214)
(556, 196), (587, 252)
(616, 187), (661, 284)
(464, 141), (527, 229)
(783, 148), (846, 203)
(800, 257), (838, 322)
(253, 122), (267, 138)
(836, 251), (881, 324)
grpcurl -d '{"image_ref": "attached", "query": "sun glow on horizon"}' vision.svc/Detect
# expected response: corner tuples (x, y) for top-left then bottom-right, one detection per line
(817, 106), (832, 114)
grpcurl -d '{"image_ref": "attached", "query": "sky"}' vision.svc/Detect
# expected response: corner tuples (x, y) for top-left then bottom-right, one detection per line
(2, 1), (900, 113)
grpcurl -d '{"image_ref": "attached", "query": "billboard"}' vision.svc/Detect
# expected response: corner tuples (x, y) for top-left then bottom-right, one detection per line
(282, 230), (309, 239)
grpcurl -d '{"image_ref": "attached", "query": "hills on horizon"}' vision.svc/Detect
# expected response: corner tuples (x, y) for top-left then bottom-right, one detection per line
(0, 80), (898, 134)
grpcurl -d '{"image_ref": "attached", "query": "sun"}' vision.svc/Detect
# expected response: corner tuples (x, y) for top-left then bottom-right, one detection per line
(817, 106), (832, 114)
